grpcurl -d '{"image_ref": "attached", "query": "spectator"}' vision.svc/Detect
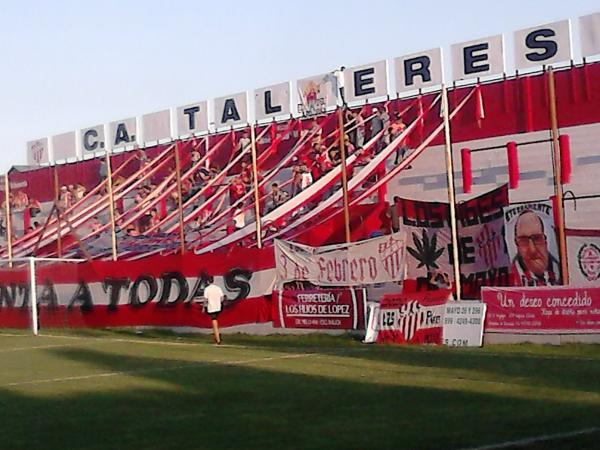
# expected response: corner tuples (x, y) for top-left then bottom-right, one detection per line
(233, 202), (246, 230)
(266, 183), (289, 213)
(237, 132), (251, 153)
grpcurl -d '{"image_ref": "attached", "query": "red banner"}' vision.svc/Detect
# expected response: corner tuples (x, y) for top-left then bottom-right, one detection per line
(273, 288), (365, 329)
(0, 247), (276, 329)
(376, 290), (450, 344)
(482, 286), (600, 333)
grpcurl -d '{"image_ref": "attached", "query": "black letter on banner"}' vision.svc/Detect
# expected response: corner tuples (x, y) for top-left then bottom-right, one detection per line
(68, 282), (93, 312)
(83, 129), (99, 151)
(183, 106), (200, 130)
(129, 275), (158, 307)
(38, 281), (58, 309)
(103, 278), (130, 311)
(525, 29), (558, 62)
(463, 43), (490, 75)
(114, 123), (131, 146)
(0, 284), (20, 308)
(354, 68), (376, 97)
(224, 268), (252, 301)
(187, 272), (210, 306)
(221, 99), (241, 123)
(264, 91), (282, 115)
(459, 236), (476, 265)
(158, 272), (189, 306)
(404, 56), (432, 86)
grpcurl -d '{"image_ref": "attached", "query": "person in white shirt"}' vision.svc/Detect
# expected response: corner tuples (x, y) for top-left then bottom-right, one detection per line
(204, 276), (225, 345)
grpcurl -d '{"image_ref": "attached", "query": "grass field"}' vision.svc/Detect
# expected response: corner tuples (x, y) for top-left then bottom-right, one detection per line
(0, 329), (598, 450)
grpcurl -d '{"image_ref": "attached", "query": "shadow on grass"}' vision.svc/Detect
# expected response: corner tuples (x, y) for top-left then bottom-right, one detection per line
(1, 346), (599, 450)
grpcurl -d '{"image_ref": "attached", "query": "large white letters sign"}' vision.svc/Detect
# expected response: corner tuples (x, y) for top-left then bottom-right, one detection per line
(395, 48), (444, 94)
(514, 20), (572, 70)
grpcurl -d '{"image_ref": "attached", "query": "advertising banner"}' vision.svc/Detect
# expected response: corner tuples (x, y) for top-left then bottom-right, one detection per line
(482, 286), (600, 333)
(375, 290), (450, 344)
(275, 232), (406, 286)
(442, 301), (486, 346)
(273, 288), (365, 329)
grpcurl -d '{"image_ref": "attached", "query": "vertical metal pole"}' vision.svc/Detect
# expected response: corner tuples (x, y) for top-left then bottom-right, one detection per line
(441, 84), (462, 300)
(174, 141), (186, 254)
(4, 174), (13, 266)
(53, 167), (62, 257)
(29, 257), (38, 336)
(337, 107), (352, 244)
(105, 150), (118, 261)
(250, 124), (263, 248)
(547, 67), (569, 283)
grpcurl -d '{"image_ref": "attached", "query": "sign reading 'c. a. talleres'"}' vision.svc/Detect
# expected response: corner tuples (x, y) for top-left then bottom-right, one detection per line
(29, 12), (600, 165)
(275, 232), (406, 286)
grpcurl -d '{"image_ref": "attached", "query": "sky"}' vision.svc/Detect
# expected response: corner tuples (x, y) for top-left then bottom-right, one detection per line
(0, 0), (598, 172)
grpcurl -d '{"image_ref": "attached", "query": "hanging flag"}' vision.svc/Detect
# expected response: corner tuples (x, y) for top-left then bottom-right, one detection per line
(475, 84), (485, 126)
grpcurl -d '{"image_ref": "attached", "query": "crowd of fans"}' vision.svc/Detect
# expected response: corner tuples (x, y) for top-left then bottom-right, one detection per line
(3, 105), (413, 244)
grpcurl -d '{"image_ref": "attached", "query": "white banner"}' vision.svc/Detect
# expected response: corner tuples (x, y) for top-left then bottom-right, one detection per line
(176, 101), (209, 137)
(214, 92), (248, 128)
(514, 20), (572, 70)
(567, 231), (600, 285)
(580, 12), (600, 58)
(297, 72), (339, 116)
(142, 109), (171, 144)
(108, 117), (138, 150)
(26, 138), (49, 165)
(52, 131), (77, 162)
(442, 301), (486, 347)
(80, 124), (106, 155)
(503, 202), (561, 286)
(451, 35), (505, 81)
(255, 82), (290, 121)
(395, 48), (444, 94)
(275, 232), (406, 286)
(343, 60), (388, 103)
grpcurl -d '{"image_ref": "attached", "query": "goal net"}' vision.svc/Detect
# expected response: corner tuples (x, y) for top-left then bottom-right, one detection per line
(0, 257), (84, 335)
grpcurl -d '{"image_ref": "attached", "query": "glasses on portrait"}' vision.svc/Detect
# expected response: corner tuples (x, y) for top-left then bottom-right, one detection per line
(515, 233), (546, 247)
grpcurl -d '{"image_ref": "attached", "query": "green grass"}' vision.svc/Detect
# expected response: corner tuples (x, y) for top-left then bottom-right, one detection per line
(0, 329), (598, 450)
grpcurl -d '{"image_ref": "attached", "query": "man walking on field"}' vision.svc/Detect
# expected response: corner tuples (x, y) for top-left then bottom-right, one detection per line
(204, 276), (225, 345)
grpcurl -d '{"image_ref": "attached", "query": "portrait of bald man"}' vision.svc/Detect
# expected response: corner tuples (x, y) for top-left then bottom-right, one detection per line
(510, 209), (561, 286)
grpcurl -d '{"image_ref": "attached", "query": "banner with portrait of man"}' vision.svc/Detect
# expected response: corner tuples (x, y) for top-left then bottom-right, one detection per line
(503, 201), (561, 286)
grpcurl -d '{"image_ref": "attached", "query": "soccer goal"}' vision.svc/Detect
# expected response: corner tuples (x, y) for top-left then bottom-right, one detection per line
(0, 257), (84, 335)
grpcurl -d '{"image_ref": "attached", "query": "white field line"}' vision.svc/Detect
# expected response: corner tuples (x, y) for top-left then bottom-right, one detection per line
(3, 353), (314, 388)
(458, 427), (599, 450)
(0, 332), (249, 349)
(0, 344), (75, 353)
(1, 332), (598, 361)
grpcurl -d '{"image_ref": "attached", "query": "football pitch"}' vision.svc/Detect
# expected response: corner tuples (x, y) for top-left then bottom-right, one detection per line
(0, 330), (598, 450)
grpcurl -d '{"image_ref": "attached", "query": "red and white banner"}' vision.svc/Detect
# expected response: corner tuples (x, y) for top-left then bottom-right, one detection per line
(566, 229), (600, 286)
(399, 185), (510, 297)
(274, 232), (406, 286)
(0, 247), (277, 329)
(482, 286), (600, 333)
(272, 288), (365, 329)
(375, 290), (450, 344)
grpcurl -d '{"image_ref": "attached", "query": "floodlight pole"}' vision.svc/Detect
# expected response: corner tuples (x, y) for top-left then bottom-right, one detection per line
(338, 109), (352, 244)
(441, 83), (462, 300)
(174, 142), (186, 254)
(105, 149), (118, 261)
(250, 123), (263, 248)
(4, 174), (13, 267)
(547, 67), (569, 284)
